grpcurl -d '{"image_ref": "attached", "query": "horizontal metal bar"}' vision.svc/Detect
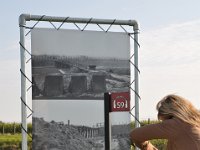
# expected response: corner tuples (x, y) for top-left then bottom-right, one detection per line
(19, 14), (139, 30)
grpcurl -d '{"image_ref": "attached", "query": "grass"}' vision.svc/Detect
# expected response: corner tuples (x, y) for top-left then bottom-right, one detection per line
(0, 134), (32, 150)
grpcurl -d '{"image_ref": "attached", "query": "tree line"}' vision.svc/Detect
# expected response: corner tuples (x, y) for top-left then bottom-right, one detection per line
(0, 122), (32, 134)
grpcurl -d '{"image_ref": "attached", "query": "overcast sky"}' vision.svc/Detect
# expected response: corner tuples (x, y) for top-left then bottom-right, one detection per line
(1, 0), (200, 123)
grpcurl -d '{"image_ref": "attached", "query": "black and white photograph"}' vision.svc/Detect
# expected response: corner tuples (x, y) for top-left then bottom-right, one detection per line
(32, 100), (105, 150)
(31, 28), (131, 150)
(32, 100), (131, 150)
(31, 28), (130, 100)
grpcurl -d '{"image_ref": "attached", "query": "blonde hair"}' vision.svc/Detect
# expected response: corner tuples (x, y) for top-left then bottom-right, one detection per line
(156, 94), (200, 127)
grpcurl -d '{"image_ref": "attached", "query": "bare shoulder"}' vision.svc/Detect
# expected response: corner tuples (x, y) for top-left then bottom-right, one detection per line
(159, 118), (185, 132)
(162, 117), (183, 125)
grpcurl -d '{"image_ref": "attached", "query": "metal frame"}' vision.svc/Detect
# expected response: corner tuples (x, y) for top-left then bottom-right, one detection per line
(19, 13), (140, 150)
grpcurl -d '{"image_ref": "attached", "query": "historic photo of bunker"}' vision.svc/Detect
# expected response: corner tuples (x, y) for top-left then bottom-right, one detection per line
(31, 28), (131, 149)
(31, 28), (130, 100)
(32, 55), (130, 99)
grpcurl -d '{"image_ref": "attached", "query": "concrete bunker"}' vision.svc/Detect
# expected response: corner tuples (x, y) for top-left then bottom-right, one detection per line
(68, 75), (87, 93)
(91, 75), (106, 93)
(44, 75), (64, 97)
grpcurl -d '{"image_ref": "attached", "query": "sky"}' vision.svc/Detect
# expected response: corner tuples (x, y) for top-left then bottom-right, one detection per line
(0, 0), (200, 123)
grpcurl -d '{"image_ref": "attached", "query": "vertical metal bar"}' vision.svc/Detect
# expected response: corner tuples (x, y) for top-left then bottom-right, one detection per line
(19, 14), (28, 150)
(104, 93), (111, 150)
(134, 25), (140, 150)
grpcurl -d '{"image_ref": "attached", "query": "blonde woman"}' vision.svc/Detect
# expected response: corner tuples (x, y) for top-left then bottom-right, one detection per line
(130, 94), (200, 150)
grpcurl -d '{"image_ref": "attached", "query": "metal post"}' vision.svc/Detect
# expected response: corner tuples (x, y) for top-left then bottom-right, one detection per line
(19, 14), (28, 150)
(104, 92), (111, 150)
(133, 23), (140, 150)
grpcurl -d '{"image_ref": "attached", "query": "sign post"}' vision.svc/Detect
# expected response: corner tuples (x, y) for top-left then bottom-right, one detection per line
(104, 92), (130, 150)
(104, 93), (111, 150)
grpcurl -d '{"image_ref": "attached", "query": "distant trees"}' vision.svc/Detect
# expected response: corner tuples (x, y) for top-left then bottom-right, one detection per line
(0, 122), (32, 134)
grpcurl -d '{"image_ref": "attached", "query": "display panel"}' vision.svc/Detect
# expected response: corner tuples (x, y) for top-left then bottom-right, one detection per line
(31, 28), (131, 150)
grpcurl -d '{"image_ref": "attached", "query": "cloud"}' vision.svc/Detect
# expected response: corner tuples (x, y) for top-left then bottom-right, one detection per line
(137, 20), (200, 119)
(0, 60), (21, 122)
(0, 38), (31, 61)
(140, 19), (200, 67)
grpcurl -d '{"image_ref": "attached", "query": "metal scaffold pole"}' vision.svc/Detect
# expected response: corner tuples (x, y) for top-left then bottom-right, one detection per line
(133, 23), (140, 150)
(19, 14), (28, 150)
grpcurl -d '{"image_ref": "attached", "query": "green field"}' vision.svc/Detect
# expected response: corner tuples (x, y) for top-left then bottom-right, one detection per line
(0, 134), (32, 150)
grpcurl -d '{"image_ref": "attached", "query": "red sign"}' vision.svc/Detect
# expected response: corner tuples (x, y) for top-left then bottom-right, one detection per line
(110, 92), (130, 112)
